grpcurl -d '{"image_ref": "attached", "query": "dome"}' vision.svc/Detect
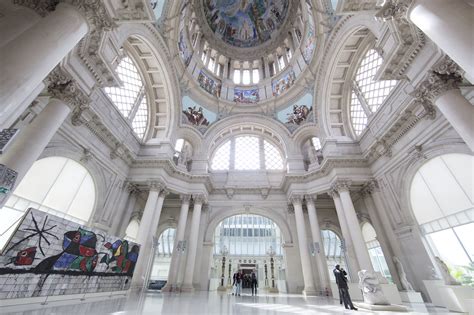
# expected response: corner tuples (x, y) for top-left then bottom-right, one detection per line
(203, 0), (290, 49)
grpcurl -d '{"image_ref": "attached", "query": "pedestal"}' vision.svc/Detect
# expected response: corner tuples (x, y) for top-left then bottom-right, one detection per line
(217, 285), (227, 292)
(437, 285), (473, 313)
(267, 287), (279, 293)
(355, 303), (408, 312)
(422, 280), (444, 307)
(400, 291), (424, 303)
(302, 289), (318, 297)
(330, 281), (363, 301)
(380, 283), (402, 305)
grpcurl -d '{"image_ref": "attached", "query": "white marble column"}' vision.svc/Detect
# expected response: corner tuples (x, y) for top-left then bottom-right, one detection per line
(291, 195), (317, 296)
(0, 98), (70, 203)
(131, 183), (167, 289)
(0, 2), (41, 48)
(414, 57), (474, 151)
(305, 195), (331, 293)
(114, 184), (140, 237)
(329, 189), (360, 281)
(0, 3), (88, 127)
(334, 181), (374, 272)
(408, 0), (474, 80)
(162, 194), (191, 292)
(181, 195), (205, 291)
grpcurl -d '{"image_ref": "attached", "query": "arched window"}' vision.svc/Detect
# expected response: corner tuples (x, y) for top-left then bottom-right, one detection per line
(410, 153), (473, 285)
(149, 228), (176, 282)
(157, 228), (176, 256)
(210, 135), (284, 171)
(362, 222), (392, 282)
(1, 157), (96, 249)
(350, 49), (398, 136)
(104, 54), (149, 140)
(322, 229), (348, 278)
(214, 214), (283, 256)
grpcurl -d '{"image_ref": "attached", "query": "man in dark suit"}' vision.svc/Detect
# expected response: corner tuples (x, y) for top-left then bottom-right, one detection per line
(333, 264), (357, 310)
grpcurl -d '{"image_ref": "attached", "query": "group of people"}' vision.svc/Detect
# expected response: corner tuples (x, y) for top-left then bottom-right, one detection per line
(231, 270), (258, 296)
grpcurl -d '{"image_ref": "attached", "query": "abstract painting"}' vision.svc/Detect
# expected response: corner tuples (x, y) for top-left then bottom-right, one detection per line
(234, 88), (260, 103)
(204, 0), (290, 48)
(0, 209), (140, 299)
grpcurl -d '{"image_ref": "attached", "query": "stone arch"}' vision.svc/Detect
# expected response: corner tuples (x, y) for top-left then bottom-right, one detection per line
(315, 13), (383, 139)
(397, 141), (473, 226)
(203, 207), (294, 245)
(114, 23), (179, 141)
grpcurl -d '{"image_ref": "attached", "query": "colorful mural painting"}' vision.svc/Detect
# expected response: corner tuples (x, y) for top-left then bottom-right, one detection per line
(178, 29), (193, 66)
(0, 209), (140, 299)
(272, 69), (296, 97)
(183, 106), (210, 126)
(204, 0), (290, 48)
(277, 93), (314, 132)
(198, 70), (222, 97)
(234, 88), (260, 103)
(302, 24), (315, 64)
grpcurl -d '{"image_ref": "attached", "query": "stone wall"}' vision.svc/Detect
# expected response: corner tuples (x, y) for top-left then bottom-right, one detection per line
(0, 209), (140, 299)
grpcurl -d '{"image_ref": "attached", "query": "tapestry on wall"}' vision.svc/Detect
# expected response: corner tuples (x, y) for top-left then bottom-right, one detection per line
(0, 208), (140, 299)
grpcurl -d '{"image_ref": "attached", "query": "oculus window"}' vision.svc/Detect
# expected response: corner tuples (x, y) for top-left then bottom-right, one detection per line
(105, 55), (149, 140)
(210, 135), (284, 171)
(350, 49), (397, 136)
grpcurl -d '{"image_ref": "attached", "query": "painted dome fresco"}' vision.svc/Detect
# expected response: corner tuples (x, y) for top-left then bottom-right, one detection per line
(203, 0), (290, 48)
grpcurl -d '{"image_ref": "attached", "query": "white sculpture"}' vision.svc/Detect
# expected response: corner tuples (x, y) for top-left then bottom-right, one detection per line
(435, 256), (461, 285)
(393, 256), (414, 291)
(358, 270), (390, 305)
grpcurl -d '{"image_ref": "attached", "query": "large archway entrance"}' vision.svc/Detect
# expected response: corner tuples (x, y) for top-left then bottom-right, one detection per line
(208, 214), (287, 293)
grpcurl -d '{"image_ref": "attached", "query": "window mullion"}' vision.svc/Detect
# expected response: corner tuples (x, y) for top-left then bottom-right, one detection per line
(128, 86), (145, 121)
(229, 138), (236, 170)
(259, 137), (265, 170)
(352, 80), (371, 116)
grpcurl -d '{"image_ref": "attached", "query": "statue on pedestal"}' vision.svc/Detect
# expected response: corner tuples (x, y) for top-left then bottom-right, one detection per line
(435, 256), (461, 285)
(393, 256), (415, 291)
(358, 270), (389, 305)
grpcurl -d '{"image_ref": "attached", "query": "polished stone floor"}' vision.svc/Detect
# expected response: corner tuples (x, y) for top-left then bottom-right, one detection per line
(0, 289), (457, 315)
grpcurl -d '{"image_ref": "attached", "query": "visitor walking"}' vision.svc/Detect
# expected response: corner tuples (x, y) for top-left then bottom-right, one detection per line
(251, 271), (258, 296)
(333, 264), (357, 310)
(233, 270), (242, 296)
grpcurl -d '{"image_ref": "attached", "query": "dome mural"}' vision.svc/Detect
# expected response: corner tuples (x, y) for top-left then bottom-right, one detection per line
(203, 0), (290, 48)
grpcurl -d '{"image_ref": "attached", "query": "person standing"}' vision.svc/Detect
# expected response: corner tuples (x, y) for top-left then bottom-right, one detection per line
(251, 271), (258, 296)
(233, 270), (242, 296)
(333, 264), (357, 310)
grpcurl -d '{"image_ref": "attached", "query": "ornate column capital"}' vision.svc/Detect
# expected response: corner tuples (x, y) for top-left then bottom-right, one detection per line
(327, 189), (339, 199)
(331, 180), (351, 194)
(361, 179), (379, 196)
(125, 182), (140, 195)
(375, 0), (412, 22)
(289, 194), (304, 205)
(46, 67), (90, 126)
(148, 180), (165, 192)
(413, 57), (464, 103)
(192, 194), (206, 205)
(180, 194), (192, 203)
(304, 194), (318, 204)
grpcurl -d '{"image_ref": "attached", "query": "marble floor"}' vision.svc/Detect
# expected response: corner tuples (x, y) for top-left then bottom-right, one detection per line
(0, 289), (457, 315)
